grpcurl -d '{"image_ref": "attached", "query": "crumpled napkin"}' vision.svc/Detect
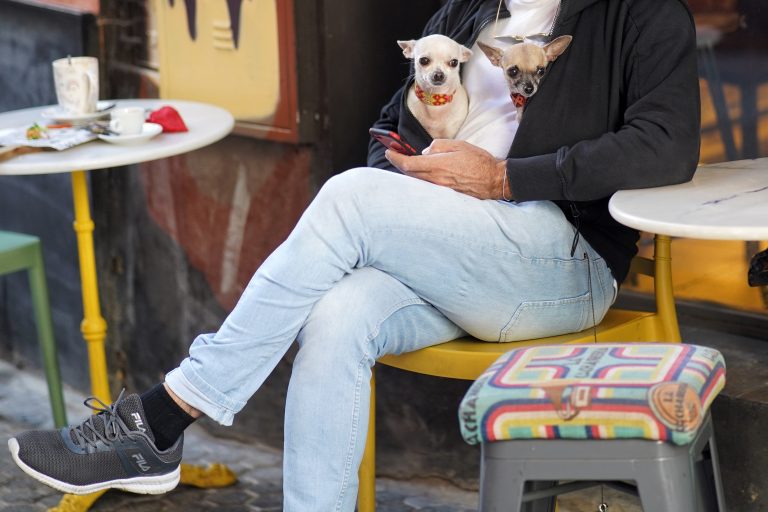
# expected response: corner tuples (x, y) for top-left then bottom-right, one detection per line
(147, 106), (188, 133)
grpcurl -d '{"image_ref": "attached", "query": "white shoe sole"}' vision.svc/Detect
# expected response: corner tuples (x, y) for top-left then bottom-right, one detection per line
(8, 437), (180, 495)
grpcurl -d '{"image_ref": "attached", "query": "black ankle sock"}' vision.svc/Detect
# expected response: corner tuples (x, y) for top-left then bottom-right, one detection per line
(140, 383), (196, 451)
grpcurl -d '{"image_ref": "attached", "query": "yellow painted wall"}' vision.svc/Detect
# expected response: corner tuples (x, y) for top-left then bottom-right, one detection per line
(156, 0), (280, 122)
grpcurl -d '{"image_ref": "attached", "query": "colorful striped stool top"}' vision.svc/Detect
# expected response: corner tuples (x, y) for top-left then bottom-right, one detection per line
(458, 343), (725, 446)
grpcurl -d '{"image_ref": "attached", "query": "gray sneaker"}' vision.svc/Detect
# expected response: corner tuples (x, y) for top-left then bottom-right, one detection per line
(8, 390), (182, 495)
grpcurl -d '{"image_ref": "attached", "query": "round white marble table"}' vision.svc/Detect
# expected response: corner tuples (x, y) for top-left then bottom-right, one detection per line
(0, 99), (234, 405)
(609, 159), (768, 241)
(0, 99), (233, 175)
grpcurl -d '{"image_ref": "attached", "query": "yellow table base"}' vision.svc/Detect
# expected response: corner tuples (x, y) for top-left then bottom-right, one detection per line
(58, 172), (237, 511)
(71, 171), (110, 404)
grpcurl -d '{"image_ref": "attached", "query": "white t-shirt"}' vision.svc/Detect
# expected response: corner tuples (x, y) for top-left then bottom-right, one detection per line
(455, 0), (560, 159)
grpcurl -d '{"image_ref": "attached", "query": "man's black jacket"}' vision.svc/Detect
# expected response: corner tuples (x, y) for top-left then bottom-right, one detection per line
(368, 0), (701, 284)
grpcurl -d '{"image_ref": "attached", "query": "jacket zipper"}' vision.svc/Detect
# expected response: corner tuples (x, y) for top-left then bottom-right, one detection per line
(468, 9), (509, 47)
(548, 0), (565, 37)
(458, 9), (509, 80)
(550, 1), (581, 259)
(473, 0), (566, 43)
(569, 202), (584, 261)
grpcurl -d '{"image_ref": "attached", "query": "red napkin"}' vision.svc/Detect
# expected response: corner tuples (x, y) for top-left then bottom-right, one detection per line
(148, 106), (188, 133)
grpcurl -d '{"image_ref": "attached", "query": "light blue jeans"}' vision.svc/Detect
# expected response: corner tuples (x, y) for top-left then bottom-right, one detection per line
(165, 167), (616, 511)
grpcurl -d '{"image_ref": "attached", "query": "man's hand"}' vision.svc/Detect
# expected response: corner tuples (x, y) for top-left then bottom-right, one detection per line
(385, 139), (511, 200)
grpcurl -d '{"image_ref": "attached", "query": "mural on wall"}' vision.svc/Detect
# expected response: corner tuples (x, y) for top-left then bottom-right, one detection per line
(139, 141), (312, 310)
(157, 0), (298, 141)
(141, 0), (309, 310)
(167, 0), (245, 48)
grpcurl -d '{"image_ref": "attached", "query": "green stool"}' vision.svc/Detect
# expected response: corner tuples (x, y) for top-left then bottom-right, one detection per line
(0, 231), (67, 427)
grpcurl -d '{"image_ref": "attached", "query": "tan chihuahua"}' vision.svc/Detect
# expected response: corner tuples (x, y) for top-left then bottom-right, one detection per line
(398, 35), (473, 139)
(477, 36), (572, 122)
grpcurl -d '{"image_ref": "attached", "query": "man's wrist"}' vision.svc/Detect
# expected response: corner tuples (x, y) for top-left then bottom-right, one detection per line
(499, 160), (513, 201)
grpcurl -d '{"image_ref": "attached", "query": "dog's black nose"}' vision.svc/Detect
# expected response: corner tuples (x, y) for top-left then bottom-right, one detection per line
(432, 71), (445, 84)
(523, 83), (534, 95)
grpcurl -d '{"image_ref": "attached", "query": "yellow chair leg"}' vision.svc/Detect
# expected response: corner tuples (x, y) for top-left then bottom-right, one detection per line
(358, 371), (377, 512)
(654, 235), (681, 342)
(70, 171), (110, 404)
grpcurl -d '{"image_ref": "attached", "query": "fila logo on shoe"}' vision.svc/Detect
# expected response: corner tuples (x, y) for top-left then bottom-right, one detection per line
(132, 453), (151, 472)
(131, 412), (147, 433)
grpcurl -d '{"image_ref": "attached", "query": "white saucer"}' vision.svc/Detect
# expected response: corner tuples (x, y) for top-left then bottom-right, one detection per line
(98, 123), (163, 145)
(41, 101), (116, 123)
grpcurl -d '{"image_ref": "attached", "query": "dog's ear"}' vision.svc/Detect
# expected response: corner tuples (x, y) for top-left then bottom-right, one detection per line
(477, 41), (503, 67)
(543, 35), (573, 62)
(397, 40), (417, 59)
(459, 44), (473, 63)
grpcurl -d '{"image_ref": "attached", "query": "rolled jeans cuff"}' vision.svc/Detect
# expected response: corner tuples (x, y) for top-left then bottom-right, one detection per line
(165, 364), (241, 426)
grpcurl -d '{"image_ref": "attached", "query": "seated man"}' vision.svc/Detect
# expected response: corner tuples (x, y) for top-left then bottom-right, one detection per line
(8, 0), (700, 510)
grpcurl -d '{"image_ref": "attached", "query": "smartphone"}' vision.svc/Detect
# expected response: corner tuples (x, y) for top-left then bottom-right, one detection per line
(369, 128), (418, 156)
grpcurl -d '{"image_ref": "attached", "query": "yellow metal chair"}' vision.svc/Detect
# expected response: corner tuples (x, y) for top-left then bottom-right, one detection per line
(357, 234), (680, 511)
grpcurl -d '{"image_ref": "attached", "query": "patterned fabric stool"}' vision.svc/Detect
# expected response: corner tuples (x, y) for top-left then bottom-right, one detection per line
(458, 343), (727, 512)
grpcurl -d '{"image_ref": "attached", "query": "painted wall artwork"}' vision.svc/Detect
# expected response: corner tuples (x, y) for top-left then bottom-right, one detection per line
(156, 0), (298, 141)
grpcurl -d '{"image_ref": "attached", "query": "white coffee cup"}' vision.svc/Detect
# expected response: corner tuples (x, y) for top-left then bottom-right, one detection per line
(109, 107), (145, 136)
(52, 56), (99, 115)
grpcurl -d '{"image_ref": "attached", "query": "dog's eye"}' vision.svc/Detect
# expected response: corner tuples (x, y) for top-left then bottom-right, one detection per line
(419, 57), (431, 66)
(507, 66), (519, 78)
(536, 66), (546, 77)
(448, 59), (459, 68)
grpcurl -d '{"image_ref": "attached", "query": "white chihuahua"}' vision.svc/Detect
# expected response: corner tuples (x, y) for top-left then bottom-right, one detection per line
(397, 35), (473, 139)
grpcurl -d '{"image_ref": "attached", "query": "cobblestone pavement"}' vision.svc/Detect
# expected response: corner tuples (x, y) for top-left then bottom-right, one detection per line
(0, 359), (642, 511)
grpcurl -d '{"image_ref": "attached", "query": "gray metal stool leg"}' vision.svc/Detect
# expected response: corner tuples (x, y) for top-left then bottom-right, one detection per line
(480, 454), (525, 512)
(708, 431), (726, 512)
(478, 414), (724, 512)
(479, 478), (558, 512)
(521, 482), (557, 512)
(635, 455), (697, 511)
(694, 416), (726, 512)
